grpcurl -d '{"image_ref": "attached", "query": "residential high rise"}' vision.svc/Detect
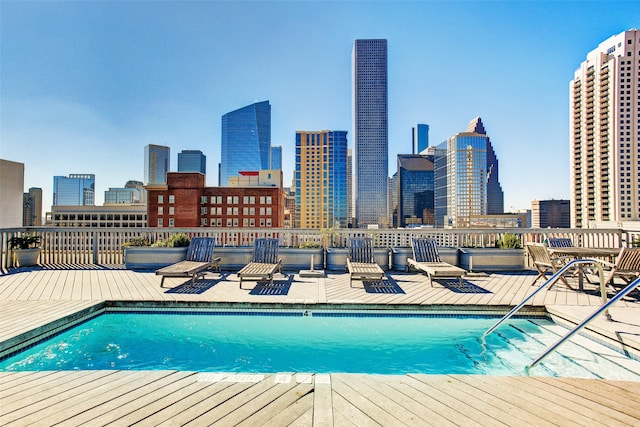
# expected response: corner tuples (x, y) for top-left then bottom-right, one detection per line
(570, 29), (639, 227)
(397, 154), (435, 227)
(53, 174), (95, 206)
(220, 101), (271, 186)
(178, 150), (206, 174)
(412, 124), (429, 154)
(23, 187), (43, 226)
(352, 39), (388, 228)
(434, 117), (504, 228)
(0, 159), (24, 228)
(295, 130), (348, 229)
(531, 200), (570, 228)
(144, 144), (170, 185)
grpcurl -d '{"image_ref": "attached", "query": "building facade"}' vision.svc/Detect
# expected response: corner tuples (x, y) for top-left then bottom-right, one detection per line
(352, 39), (388, 228)
(0, 159), (25, 228)
(220, 101), (271, 186)
(295, 130), (348, 229)
(397, 154), (435, 228)
(531, 199), (571, 228)
(144, 144), (170, 185)
(412, 124), (429, 154)
(178, 150), (206, 174)
(570, 29), (639, 227)
(270, 146), (282, 170)
(53, 174), (95, 206)
(23, 187), (43, 226)
(434, 117), (504, 228)
(146, 172), (284, 228)
(46, 205), (147, 227)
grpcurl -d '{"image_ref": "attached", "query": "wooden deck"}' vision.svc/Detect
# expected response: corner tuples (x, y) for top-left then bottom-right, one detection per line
(1, 265), (640, 425)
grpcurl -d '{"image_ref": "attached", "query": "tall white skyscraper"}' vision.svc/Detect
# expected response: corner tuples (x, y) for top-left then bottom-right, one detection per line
(352, 39), (388, 228)
(570, 29), (639, 227)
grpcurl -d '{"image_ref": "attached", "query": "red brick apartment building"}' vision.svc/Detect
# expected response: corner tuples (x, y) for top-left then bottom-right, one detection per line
(146, 172), (285, 228)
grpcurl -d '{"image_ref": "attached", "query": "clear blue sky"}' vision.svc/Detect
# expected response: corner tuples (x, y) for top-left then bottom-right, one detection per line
(1, 1), (638, 213)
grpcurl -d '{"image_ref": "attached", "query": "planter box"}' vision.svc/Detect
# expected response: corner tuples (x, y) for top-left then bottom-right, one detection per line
(326, 247), (389, 271)
(13, 248), (41, 267)
(279, 248), (324, 271)
(215, 247), (253, 270)
(459, 248), (525, 272)
(124, 247), (188, 270)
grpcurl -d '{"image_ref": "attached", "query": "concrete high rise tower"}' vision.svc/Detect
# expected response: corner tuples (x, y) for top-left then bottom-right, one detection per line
(352, 39), (388, 228)
(570, 29), (639, 227)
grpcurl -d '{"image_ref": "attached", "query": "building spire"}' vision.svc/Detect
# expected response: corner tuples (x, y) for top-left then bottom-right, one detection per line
(466, 117), (486, 135)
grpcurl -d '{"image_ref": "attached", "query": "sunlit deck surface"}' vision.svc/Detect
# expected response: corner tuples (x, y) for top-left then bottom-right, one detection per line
(1, 266), (639, 425)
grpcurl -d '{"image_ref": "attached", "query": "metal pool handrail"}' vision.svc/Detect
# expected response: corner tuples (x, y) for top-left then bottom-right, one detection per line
(483, 259), (607, 338)
(526, 276), (640, 371)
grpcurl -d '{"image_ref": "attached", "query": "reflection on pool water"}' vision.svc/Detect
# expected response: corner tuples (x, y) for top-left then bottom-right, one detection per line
(1, 310), (639, 381)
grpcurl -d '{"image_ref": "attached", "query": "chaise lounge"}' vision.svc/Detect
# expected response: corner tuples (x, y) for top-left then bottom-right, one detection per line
(237, 238), (282, 289)
(347, 237), (385, 287)
(407, 237), (466, 286)
(155, 237), (221, 288)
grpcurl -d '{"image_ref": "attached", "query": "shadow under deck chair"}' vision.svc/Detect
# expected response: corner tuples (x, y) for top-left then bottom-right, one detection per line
(407, 237), (466, 286)
(237, 238), (282, 289)
(526, 242), (572, 289)
(156, 237), (221, 288)
(347, 237), (385, 287)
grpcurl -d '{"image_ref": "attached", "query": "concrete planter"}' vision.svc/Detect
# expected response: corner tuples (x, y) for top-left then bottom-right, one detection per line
(459, 248), (525, 272)
(438, 247), (460, 267)
(124, 247), (188, 270)
(279, 247), (324, 271)
(13, 248), (41, 267)
(326, 247), (389, 271)
(215, 247), (253, 270)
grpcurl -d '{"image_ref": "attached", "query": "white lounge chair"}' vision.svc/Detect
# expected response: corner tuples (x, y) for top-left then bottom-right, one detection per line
(407, 237), (466, 286)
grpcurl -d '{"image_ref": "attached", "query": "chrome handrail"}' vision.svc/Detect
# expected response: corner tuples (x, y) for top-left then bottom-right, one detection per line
(526, 276), (640, 371)
(483, 259), (606, 338)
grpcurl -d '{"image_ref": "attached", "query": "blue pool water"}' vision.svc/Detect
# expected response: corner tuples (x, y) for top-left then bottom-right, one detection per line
(1, 311), (639, 379)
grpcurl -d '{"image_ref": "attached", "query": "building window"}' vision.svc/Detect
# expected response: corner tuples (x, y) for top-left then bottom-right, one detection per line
(169, 207), (175, 215)
(227, 207), (232, 215)
(158, 207), (163, 215)
(260, 196), (266, 204)
(266, 196), (272, 204)
(266, 207), (272, 215)
(201, 207), (207, 215)
(201, 218), (207, 226)
(227, 196), (232, 204)
(233, 207), (239, 215)
(233, 218), (238, 227)
(266, 218), (272, 227)
(158, 195), (164, 204)
(250, 196), (255, 204)
(243, 196), (249, 204)
(169, 218), (174, 227)
(169, 195), (175, 204)
(260, 207), (265, 216)
(233, 196), (239, 204)
(201, 196), (207, 204)
(157, 218), (163, 227)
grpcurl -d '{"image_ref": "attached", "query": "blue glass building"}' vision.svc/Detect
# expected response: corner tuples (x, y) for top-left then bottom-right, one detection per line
(412, 124), (429, 154)
(178, 150), (206, 174)
(397, 155), (435, 227)
(353, 39), (388, 227)
(53, 174), (95, 206)
(270, 146), (282, 170)
(434, 117), (504, 228)
(220, 101), (271, 186)
(295, 131), (348, 228)
(144, 144), (170, 185)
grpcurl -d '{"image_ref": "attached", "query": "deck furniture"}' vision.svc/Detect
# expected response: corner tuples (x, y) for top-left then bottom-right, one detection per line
(407, 237), (466, 286)
(600, 247), (640, 290)
(526, 242), (574, 288)
(237, 238), (282, 289)
(155, 237), (220, 288)
(547, 246), (622, 289)
(347, 237), (385, 287)
(548, 237), (574, 248)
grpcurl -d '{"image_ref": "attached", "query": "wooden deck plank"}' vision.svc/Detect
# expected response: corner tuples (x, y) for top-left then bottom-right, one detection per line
(236, 382), (315, 426)
(259, 391), (314, 427)
(331, 391), (379, 427)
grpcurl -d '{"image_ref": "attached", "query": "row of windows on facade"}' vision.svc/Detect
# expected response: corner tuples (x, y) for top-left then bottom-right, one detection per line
(157, 206), (274, 216)
(158, 195), (273, 205)
(158, 218), (273, 227)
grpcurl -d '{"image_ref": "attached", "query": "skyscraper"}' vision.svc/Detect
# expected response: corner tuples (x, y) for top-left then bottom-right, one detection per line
(220, 101), (271, 186)
(144, 144), (170, 185)
(295, 130), (348, 229)
(178, 150), (206, 174)
(397, 154), (435, 227)
(23, 187), (43, 226)
(412, 124), (429, 154)
(352, 39), (388, 228)
(53, 174), (95, 206)
(570, 29), (639, 227)
(434, 117), (503, 228)
(270, 146), (282, 170)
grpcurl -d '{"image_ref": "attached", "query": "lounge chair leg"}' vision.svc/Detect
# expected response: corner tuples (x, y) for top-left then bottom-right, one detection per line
(160, 276), (166, 288)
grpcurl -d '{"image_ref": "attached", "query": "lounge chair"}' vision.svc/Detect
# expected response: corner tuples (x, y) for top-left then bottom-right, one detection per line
(548, 237), (574, 248)
(600, 247), (640, 291)
(526, 242), (572, 288)
(156, 237), (221, 288)
(347, 237), (385, 287)
(237, 238), (282, 289)
(407, 237), (466, 286)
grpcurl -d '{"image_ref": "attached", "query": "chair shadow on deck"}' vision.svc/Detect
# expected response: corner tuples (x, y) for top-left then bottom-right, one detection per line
(362, 277), (405, 294)
(432, 278), (491, 294)
(165, 272), (229, 294)
(249, 274), (293, 296)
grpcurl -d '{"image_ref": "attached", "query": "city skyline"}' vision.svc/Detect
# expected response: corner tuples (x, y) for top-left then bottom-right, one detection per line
(1, 1), (638, 213)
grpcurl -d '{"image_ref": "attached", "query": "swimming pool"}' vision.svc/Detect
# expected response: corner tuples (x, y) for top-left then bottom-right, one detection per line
(1, 309), (639, 380)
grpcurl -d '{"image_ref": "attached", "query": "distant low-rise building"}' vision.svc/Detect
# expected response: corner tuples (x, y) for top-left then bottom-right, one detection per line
(46, 205), (147, 227)
(146, 172), (284, 228)
(531, 200), (570, 228)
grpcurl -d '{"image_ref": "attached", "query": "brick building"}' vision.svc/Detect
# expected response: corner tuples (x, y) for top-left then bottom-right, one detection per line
(146, 172), (285, 228)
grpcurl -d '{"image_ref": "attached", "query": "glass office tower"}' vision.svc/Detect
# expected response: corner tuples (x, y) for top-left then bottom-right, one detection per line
(144, 144), (170, 185)
(220, 100), (271, 186)
(434, 117), (503, 228)
(352, 39), (388, 228)
(178, 150), (206, 174)
(412, 124), (429, 154)
(270, 146), (282, 170)
(53, 174), (95, 206)
(295, 131), (348, 229)
(397, 154), (435, 227)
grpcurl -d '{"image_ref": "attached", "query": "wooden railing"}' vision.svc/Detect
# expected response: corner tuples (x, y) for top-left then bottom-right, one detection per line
(1, 226), (636, 272)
